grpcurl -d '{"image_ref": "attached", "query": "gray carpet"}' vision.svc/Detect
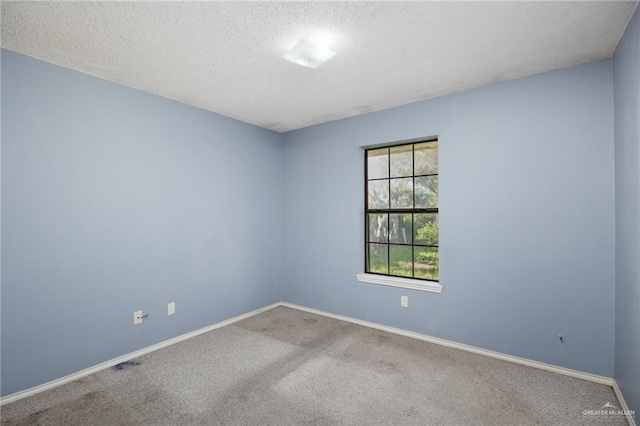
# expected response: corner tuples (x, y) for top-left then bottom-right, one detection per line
(0, 307), (627, 425)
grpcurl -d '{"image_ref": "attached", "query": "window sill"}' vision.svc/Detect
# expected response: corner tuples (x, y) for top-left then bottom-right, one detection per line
(355, 273), (443, 293)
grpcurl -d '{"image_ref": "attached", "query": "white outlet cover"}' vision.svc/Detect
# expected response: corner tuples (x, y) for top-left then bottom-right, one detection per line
(168, 302), (175, 315)
(133, 310), (143, 325)
(401, 296), (409, 308)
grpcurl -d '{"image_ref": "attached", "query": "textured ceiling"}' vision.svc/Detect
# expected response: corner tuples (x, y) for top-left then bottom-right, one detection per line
(1, 1), (638, 132)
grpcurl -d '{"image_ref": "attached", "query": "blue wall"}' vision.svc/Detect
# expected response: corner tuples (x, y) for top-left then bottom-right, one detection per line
(0, 43), (3, 396)
(1, 50), (282, 396)
(614, 6), (640, 414)
(282, 59), (616, 377)
(1, 42), (631, 398)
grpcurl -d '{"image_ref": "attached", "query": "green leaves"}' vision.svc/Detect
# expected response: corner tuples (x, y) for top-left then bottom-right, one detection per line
(415, 221), (438, 246)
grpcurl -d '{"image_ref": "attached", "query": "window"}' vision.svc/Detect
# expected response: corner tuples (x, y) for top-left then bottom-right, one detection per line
(364, 140), (439, 284)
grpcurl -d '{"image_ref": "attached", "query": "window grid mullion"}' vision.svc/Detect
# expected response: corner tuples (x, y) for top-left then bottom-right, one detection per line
(411, 144), (415, 278)
(387, 147), (390, 273)
(367, 172), (438, 182)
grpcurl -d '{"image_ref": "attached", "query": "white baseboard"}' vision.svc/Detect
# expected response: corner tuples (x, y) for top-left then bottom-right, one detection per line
(1, 300), (626, 413)
(613, 379), (637, 426)
(280, 302), (614, 386)
(0, 302), (281, 406)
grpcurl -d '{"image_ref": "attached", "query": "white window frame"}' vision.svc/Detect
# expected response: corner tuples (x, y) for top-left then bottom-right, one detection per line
(358, 138), (442, 294)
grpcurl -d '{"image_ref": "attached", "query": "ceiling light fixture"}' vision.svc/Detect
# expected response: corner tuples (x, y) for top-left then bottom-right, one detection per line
(282, 38), (336, 69)
(309, 32), (333, 52)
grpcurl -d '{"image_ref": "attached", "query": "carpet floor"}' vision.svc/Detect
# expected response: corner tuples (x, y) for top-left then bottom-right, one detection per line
(0, 306), (626, 425)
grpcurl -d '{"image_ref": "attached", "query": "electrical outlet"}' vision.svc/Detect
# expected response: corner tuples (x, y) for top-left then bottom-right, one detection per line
(168, 302), (175, 315)
(133, 310), (143, 325)
(401, 295), (408, 308)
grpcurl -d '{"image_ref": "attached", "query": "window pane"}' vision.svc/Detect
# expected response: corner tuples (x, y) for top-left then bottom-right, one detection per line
(368, 180), (389, 209)
(368, 243), (388, 274)
(390, 178), (413, 209)
(365, 140), (439, 282)
(390, 245), (413, 277)
(414, 247), (439, 281)
(367, 148), (389, 180)
(414, 213), (438, 246)
(415, 176), (438, 208)
(415, 141), (438, 175)
(390, 144), (413, 178)
(368, 214), (388, 243)
(389, 214), (412, 244)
